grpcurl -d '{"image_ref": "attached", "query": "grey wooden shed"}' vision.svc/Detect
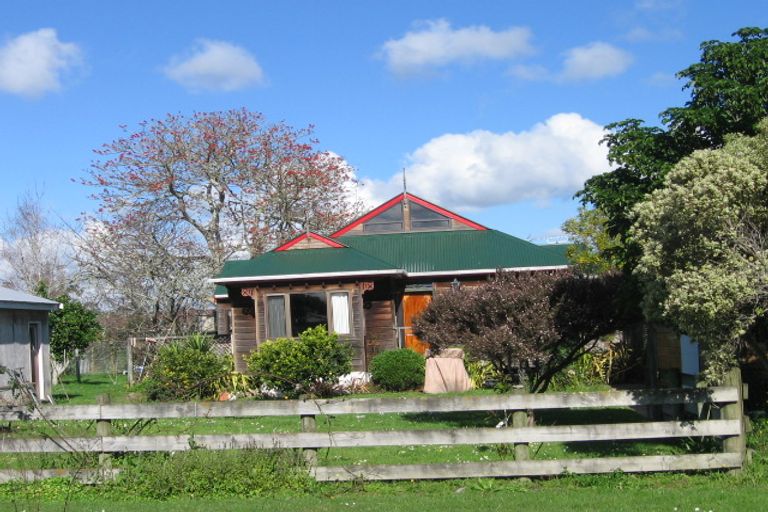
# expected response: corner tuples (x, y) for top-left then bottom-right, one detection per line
(0, 287), (59, 401)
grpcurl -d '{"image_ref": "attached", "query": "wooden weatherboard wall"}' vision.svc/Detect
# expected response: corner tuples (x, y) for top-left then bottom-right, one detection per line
(232, 283), (368, 371)
(0, 383), (748, 483)
(364, 299), (397, 363)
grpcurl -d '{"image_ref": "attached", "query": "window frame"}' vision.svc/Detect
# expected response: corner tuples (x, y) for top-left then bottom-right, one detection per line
(263, 290), (353, 339)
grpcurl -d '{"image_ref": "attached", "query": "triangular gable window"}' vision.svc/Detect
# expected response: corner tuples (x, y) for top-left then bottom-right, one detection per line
(410, 202), (450, 230)
(363, 203), (403, 233)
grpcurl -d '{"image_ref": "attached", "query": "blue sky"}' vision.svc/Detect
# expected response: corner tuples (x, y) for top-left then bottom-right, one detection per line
(1, 0), (766, 243)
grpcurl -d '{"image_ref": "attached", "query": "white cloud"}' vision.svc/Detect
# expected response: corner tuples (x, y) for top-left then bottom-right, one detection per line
(381, 19), (533, 75)
(624, 26), (682, 43)
(648, 71), (678, 87)
(559, 42), (632, 82)
(362, 113), (609, 209)
(508, 64), (550, 81)
(164, 39), (264, 92)
(0, 28), (82, 98)
(634, 0), (683, 11)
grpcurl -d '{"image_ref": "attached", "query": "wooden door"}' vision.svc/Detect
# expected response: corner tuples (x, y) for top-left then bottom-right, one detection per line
(29, 323), (41, 397)
(402, 293), (432, 354)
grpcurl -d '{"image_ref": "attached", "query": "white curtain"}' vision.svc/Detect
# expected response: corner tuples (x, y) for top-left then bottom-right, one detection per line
(331, 293), (350, 334)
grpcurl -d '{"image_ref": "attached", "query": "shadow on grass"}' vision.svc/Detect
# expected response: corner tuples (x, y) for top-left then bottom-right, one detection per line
(401, 411), (498, 428)
(51, 393), (81, 401)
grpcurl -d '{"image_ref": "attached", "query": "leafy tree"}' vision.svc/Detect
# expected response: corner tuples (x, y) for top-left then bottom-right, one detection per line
(578, 27), (768, 271)
(36, 282), (102, 382)
(413, 271), (626, 392)
(633, 119), (768, 381)
(562, 206), (621, 274)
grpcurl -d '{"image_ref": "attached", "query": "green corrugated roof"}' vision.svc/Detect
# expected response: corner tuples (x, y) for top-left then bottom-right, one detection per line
(540, 243), (572, 262)
(339, 230), (568, 273)
(216, 246), (399, 281)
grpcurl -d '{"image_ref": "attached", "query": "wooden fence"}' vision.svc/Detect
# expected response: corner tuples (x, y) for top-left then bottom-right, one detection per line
(0, 380), (749, 482)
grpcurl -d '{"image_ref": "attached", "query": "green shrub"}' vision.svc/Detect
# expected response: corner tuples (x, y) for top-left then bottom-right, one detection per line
(246, 325), (352, 398)
(111, 449), (312, 499)
(141, 334), (231, 401)
(465, 360), (501, 389)
(370, 349), (425, 391)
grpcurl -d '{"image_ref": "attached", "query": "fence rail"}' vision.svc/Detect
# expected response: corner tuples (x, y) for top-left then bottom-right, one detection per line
(0, 375), (748, 482)
(0, 386), (739, 421)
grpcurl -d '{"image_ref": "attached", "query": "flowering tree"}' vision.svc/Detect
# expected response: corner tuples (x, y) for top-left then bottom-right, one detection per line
(85, 109), (362, 267)
(633, 119), (768, 380)
(81, 110), (362, 332)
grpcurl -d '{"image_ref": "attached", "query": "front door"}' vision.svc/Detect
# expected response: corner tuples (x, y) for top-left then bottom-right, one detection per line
(402, 293), (432, 354)
(29, 323), (41, 397)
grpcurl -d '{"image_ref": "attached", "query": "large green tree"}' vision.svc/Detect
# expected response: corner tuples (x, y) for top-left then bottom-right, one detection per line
(633, 120), (768, 380)
(36, 282), (103, 381)
(578, 27), (768, 271)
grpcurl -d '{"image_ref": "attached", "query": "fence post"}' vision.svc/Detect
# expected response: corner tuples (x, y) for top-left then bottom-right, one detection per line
(299, 396), (318, 467)
(721, 367), (746, 470)
(126, 338), (134, 386)
(512, 389), (530, 461)
(96, 394), (112, 474)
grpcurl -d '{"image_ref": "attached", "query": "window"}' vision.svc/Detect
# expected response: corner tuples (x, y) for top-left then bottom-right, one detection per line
(267, 295), (287, 338)
(410, 202), (450, 230)
(330, 292), (351, 334)
(363, 203), (403, 233)
(266, 291), (351, 338)
(289, 292), (328, 337)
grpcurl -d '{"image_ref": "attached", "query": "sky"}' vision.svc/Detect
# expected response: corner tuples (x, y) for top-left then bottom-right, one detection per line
(1, 0), (766, 243)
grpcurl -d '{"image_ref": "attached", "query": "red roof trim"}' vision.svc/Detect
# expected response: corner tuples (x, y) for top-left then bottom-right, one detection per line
(274, 232), (346, 252)
(331, 194), (405, 237)
(331, 193), (487, 237)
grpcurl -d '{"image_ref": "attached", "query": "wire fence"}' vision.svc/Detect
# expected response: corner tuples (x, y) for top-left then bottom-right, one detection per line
(75, 335), (231, 382)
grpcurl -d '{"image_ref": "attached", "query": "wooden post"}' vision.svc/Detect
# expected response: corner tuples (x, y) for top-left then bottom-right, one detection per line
(96, 394), (112, 472)
(126, 338), (134, 386)
(299, 396), (318, 467)
(511, 388), (530, 461)
(721, 367), (746, 470)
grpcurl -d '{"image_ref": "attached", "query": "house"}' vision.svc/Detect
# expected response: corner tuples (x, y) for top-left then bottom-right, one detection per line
(212, 193), (570, 372)
(0, 287), (59, 401)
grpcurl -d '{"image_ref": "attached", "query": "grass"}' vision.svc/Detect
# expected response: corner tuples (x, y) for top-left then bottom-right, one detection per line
(2, 373), (766, 510)
(3, 470), (768, 511)
(51, 373), (131, 405)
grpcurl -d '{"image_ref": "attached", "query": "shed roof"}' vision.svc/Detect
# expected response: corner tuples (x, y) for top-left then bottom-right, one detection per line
(0, 286), (60, 311)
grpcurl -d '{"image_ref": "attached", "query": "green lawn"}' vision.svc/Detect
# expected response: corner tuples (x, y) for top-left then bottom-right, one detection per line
(3, 476), (768, 511)
(51, 373), (132, 404)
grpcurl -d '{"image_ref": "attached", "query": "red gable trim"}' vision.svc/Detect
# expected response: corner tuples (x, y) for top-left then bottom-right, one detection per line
(274, 232), (346, 252)
(331, 194), (406, 237)
(331, 193), (487, 237)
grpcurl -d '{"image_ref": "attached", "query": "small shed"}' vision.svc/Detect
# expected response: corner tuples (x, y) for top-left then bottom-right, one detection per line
(0, 287), (59, 401)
